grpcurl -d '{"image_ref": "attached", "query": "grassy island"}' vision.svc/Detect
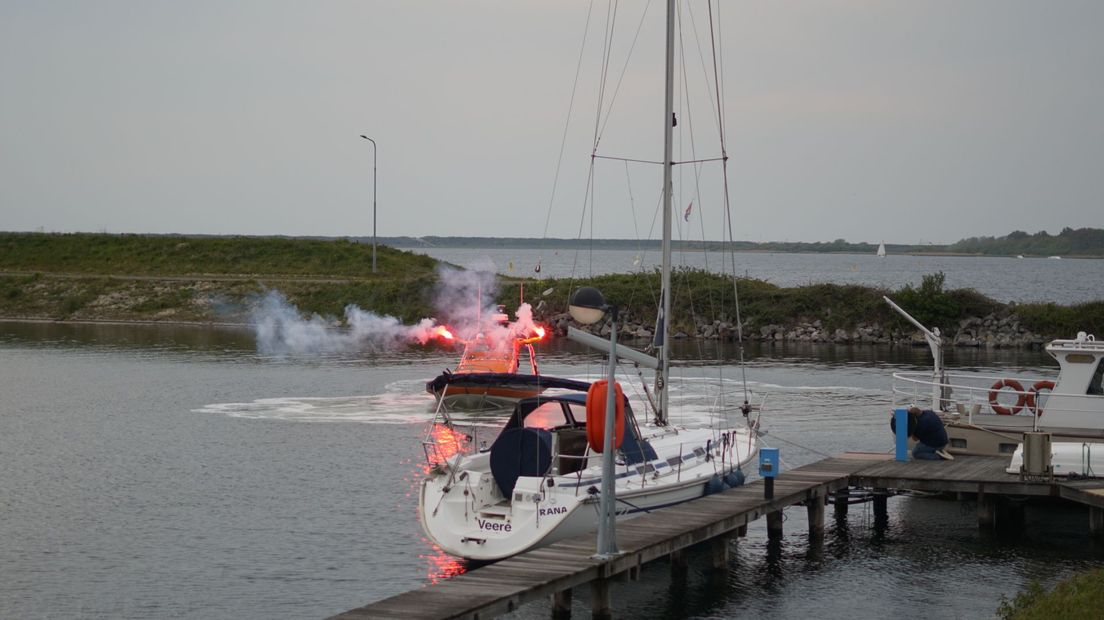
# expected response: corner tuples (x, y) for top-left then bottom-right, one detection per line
(1, 232), (1101, 342)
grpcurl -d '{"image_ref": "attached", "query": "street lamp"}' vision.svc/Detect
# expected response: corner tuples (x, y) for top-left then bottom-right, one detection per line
(568, 286), (620, 558)
(359, 134), (377, 273)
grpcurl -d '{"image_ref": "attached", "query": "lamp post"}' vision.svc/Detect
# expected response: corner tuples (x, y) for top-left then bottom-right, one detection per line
(359, 134), (377, 273)
(569, 286), (620, 558)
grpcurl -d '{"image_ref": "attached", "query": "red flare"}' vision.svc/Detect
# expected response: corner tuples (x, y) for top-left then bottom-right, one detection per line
(434, 326), (455, 341)
(517, 324), (548, 345)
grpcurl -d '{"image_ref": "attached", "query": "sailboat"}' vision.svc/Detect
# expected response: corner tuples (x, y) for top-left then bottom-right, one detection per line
(877, 241), (887, 258)
(425, 305), (549, 411)
(418, 1), (761, 561)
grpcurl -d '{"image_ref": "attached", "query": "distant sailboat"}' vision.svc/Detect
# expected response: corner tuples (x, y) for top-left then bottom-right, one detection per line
(876, 242), (887, 258)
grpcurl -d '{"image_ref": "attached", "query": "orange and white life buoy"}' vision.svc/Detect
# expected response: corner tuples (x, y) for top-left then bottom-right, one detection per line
(1026, 380), (1057, 416)
(988, 378), (1027, 415)
(586, 380), (625, 453)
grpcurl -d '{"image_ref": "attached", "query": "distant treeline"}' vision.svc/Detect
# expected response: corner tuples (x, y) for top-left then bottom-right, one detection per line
(373, 228), (1104, 257)
(4, 227), (1102, 261)
(948, 227), (1104, 257)
(376, 236), (901, 254)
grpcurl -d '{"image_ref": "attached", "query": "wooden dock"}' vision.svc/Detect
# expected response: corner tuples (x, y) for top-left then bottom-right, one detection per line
(333, 453), (1104, 620)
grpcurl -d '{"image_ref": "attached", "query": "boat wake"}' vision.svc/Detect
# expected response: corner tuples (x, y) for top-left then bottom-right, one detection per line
(193, 372), (886, 427)
(194, 393), (431, 424)
(195, 379), (519, 425)
(193, 378), (437, 424)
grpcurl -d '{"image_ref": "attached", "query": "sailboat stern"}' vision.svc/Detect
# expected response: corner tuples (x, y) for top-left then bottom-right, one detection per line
(419, 470), (590, 561)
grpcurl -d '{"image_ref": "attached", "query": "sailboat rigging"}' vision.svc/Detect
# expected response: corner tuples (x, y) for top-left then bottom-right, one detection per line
(417, 0), (761, 562)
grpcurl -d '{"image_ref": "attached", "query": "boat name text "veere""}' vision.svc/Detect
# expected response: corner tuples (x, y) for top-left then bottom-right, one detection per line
(476, 518), (511, 532)
(539, 506), (568, 517)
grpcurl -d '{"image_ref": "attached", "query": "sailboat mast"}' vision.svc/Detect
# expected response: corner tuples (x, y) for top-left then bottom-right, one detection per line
(656, 0), (676, 426)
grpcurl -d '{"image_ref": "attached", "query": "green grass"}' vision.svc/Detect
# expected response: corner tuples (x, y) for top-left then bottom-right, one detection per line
(1015, 301), (1104, 338)
(0, 232), (438, 277)
(499, 269), (1098, 340)
(998, 570), (1104, 619)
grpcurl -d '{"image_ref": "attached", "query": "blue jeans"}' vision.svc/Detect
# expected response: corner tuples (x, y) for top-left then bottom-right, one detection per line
(913, 442), (942, 460)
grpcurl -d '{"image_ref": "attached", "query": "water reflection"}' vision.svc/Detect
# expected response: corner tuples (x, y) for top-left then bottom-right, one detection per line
(421, 542), (468, 584)
(0, 319), (255, 351)
(0, 320), (1062, 375)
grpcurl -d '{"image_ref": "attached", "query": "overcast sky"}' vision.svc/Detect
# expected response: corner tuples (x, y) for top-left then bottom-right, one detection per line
(1, 1), (1101, 244)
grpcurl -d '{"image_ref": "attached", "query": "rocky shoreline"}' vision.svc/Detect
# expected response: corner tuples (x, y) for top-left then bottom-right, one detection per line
(540, 311), (1050, 349)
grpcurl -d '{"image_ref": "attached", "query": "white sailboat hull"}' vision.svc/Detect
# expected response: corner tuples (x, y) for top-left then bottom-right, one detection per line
(420, 426), (757, 561)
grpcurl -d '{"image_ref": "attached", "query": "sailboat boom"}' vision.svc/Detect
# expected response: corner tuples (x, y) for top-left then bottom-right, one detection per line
(567, 327), (660, 369)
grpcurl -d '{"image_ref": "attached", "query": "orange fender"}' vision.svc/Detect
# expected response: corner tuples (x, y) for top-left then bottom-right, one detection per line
(586, 380), (625, 453)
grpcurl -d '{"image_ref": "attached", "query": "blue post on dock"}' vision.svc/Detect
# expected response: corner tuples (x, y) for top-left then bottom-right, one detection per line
(760, 448), (780, 499)
(894, 408), (909, 462)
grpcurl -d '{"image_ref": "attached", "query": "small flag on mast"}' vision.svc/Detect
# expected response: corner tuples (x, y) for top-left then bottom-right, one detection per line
(683, 201), (693, 222)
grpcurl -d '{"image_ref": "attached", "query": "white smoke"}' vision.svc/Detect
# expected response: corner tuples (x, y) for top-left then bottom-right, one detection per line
(431, 261), (500, 340)
(251, 291), (442, 355)
(250, 260), (545, 356)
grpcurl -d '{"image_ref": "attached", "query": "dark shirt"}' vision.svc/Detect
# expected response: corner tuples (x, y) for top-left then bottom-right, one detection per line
(891, 409), (948, 449)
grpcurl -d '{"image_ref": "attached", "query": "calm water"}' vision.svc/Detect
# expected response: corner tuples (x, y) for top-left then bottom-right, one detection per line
(404, 246), (1104, 305)
(1, 321), (1097, 619)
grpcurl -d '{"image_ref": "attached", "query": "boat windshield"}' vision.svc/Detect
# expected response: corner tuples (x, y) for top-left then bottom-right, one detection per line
(1090, 358), (1104, 395)
(523, 402), (568, 429)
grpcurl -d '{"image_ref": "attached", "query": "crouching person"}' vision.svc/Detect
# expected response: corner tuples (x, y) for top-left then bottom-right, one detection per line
(890, 406), (954, 461)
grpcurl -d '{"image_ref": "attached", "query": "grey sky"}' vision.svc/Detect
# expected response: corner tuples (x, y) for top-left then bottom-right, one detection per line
(1, 1), (1101, 244)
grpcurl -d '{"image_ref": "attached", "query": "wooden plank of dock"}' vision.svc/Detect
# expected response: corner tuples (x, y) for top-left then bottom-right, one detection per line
(849, 454), (1104, 503)
(331, 454), (885, 620)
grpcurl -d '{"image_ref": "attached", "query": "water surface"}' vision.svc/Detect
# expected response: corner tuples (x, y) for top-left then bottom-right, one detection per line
(405, 246), (1103, 305)
(1, 322), (1094, 619)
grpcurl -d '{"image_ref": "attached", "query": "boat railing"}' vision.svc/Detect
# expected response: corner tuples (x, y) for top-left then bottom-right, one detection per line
(1048, 332), (1102, 351)
(553, 441), (668, 494)
(892, 371), (1100, 425)
(421, 395), (479, 489)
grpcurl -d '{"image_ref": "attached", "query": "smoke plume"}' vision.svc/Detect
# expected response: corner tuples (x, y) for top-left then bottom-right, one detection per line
(250, 261), (544, 356)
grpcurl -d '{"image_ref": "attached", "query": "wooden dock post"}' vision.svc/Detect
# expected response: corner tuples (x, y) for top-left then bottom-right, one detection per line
(978, 492), (996, 529)
(872, 488), (888, 521)
(670, 549), (688, 579)
(552, 588), (572, 619)
(833, 488), (849, 518)
(711, 534), (732, 570)
(998, 499), (1025, 534)
(767, 510), (784, 539)
(1091, 507), (1104, 538)
(807, 499), (825, 539)
(591, 578), (611, 620)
